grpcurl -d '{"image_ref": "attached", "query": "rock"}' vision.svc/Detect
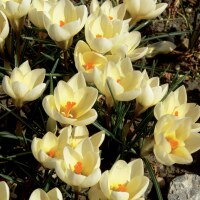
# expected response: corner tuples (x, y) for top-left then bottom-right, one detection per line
(168, 174), (200, 200)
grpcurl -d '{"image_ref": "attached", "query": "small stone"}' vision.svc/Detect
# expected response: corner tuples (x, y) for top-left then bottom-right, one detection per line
(168, 174), (200, 200)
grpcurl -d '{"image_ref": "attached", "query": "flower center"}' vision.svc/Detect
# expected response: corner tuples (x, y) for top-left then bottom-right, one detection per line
(112, 184), (126, 192)
(96, 34), (103, 38)
(174, 111), (179, 116)
(48, 149), (56, 158)
(74, 161), (83, 174)
(117, 79), (120, 83)
(108, 16), (113, 20)
(60, 101), (76, 118)
(85, 62), (95, 70)
(166, 137), (179, 150)
(59, 20), (65, 27)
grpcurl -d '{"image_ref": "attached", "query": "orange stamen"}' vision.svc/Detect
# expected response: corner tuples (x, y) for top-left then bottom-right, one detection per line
(96, 34), (103, 38)
(64, 101), (76, 117)
(74, 161), (83, 174)
(117, 79), (120, 83)
(117, 184), (126, 192)
(175, 111), (178, 116)
(59, 20), (65, 27)
(85, 62), (95, 70)
(166, 137), (179, 150)
(48, 149), (56, 158)
(108, 16), (113, 20)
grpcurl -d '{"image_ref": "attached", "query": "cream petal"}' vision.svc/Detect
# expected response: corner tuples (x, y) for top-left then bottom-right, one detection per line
(38, 150), (57, 169)
(6, 1), (18, 16)
(10, 68), (24, 82)
(90, 131), (105, 148)
(90, 38), (113, 54)
(88, 184), (107, 200)
(62, 20), (82, 36)
(124, 0), (140, 17)
(75, 138), (94, 156)
(42, 95), (56, 119)
(23, 83), (46, 102)
(185, 132), (200, 154)
(128, 159), (144, 178)
(191, 123), (200, 133)
(139, 0), (156, 15)
(129, 47), (148, 61)
(47, 188), (63, 200)
(31, 137), (41, 161)
(145, 3), (168, 19)
(55, 160), (67, 182)
(0, 181), (9, 200)
(116, 89), (141, 101)
(12, 81), (29, 99)
(29, 188), (49, 200)
(41, 132), (58, 150)
(106, 77), (124, 97)
(18, 0), (31, 16)
(100, 171), (111, 198)
(110, 191), (129, 200)
(19, 60), (31, 75)
(2, 76), (16, 98)
(67, 72), (86, 90)
(53, 109), (77, 124)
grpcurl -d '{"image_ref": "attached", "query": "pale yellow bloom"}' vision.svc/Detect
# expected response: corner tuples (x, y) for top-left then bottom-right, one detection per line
(90, 0), (126, 21)
(0, 181), (9, 200)
(153, 115), (200, 166)
(43, 0), (88, 50)
(111, 30), (148, 61)
(55, 138), (101, 190)
(135, 70), (168, 115)
(146, 41), (176, 58)
(0, 10), (9, 52)
(29, 188), (63, 200)
(2, 60), (46, 108)
(124, 0), (168, 24)
(74, 40), (108, 82)
(154, 85), (200, 132)
(94, 57), (143, 106)
(0, 0), (31, 32)
(42, 73), (98, 126)
(85, 13), (129, 54)
(88, 159), (149, 200)
(28, 0), (57, 29)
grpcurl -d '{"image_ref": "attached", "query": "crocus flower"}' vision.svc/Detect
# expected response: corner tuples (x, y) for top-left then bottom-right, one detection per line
(43, 0), (88, 50)
(124, 0), (168, 24)
(135, 70), (168, 115)
(154, 85), (200, 132)
(88, 159), (149, 200)
(85, 13), (129, 54)
(94, 57), (143, 106)
(42, 73), (98, 126)
(0, 11), (9, 52)
(0, 0), (31, 32)
(28, 0), (57, 29)
(74, 40), (108, 82)
(0, 181), (9, 200)
(55, 138), (101, 190)
(29, 188), (63, 200)
(153, 115), (200, 166)
(90, 0), (126, 21)
(2, 60), (46, 108)
(111, 30), (148, 61)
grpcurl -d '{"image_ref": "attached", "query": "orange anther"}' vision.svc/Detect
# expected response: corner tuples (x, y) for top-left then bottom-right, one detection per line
(85, 62), (94, 70)
(175, 111), (178, 116)
(96, 34), (103, 38)
(48, 149), (55, 158)
(108, 16), (113, 20)
(117, 184), (126, 192)
(74, 161), (83, 174)
(59, 20), (65, 27)
(65, 101), (76, 117)
(166, 137), (179, 150)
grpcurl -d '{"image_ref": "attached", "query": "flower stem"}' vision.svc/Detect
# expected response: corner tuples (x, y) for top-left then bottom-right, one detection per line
(63, 50), (68, 70)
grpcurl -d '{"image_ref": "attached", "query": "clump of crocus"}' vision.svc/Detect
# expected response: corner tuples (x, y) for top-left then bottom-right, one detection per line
(42, 72), (98, 126)
(153, 115), (200, 166)
(88, 159), (149, 200)
(0, 10), (9, 53)
(2, 60), (46, 108)
(124, 0), (168, 24)
(0, 181), (9, 200)
(29, 188), (63, 200)
(43, 0), (88, 50)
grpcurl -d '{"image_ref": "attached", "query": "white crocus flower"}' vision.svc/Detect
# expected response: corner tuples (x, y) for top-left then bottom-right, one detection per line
(2, 60), (46, 108)
(88, 159), (149, 200)
(29, 188), (63, 200)
(42, 73), (98, 126)
(43, 0), (88, 50)
(124, 0), (168, 24)
(0, 181), (9, 200)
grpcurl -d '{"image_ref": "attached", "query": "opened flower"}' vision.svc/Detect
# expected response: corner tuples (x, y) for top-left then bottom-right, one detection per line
(0, 0), (31, 32)
(2, 60), (46, 108)
(88, 159), (149, 200)
(29, 188), (63, 200)
(135, 70), (168, 115)
(55, 138), (101, 190)
(43, 0), (88, 50)
(153, 115), (200, 166)
(154, 85), (200, 132)
(0, 181), (9, 200)
(94, 57), (143, 106)
(42, 73), (98, 126)
(0, 11), (9, 53)
(124, 0), (168, 24)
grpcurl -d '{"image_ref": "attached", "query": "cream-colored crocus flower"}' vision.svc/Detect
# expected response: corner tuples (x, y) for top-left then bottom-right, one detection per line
(0, 11), (9, 53)
(85, 13), (129, 54)
(111, 30), (148, 61)
(42, 73), (98, 126)
(43, 0), (88, 50)
(94, 57), (143, 106)
(28, 0), (57, 29)
(90, 0), (126, 21)
(0, 181), (9, 200)
(74, 40), (108, 82)
(88, 159), (149, 200)
(124, 0), (168, 24)
(135, 70), (168, 115)
(29, 188), (63, 200)
(146, 41), (176, 58)
(154, 115), (200, 166)
(154, 85), (200, 132)
(55, 138), (101, 190)
(0, 0), (31, 32)
(2, 60), (46, 108)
